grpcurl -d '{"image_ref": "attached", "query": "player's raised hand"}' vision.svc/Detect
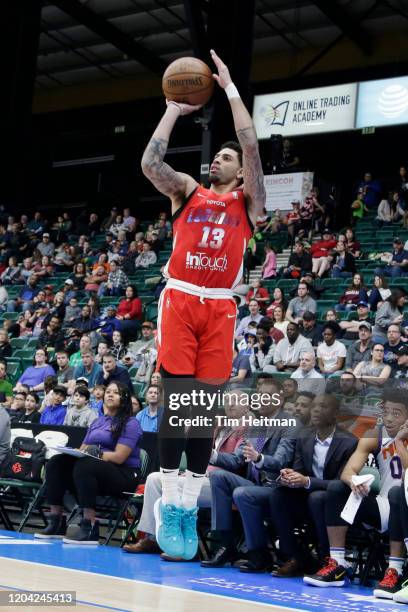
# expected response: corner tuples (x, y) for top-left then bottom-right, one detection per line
(210, 49), (232, 89)
(166, 99), (202, 116)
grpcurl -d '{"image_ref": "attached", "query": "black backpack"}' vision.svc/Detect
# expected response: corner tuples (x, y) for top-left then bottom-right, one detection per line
(1, 437), (47, 482)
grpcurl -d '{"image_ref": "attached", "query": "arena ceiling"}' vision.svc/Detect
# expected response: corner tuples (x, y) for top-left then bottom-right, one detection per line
(37, 0), (408, 91)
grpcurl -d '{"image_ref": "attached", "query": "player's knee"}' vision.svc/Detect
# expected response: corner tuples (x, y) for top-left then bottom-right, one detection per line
(388, 485), (400, 506)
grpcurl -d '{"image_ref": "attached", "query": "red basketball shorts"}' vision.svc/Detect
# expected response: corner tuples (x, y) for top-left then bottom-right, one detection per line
(156, 288), (237, 382)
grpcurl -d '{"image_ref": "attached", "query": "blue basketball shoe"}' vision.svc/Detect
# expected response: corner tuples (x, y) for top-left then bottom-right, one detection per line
(154, 498), (184, 558)
(181, 506), (198, 560)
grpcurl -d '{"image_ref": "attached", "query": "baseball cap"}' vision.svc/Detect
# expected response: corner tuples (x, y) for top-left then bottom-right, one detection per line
(393, 237), (403, 244)
(141, 321), (154, 329)
(76, 377), (89, 385)
(64, 279), (74, 286)
(106, 305), (117, 311)
(303, 311), (316, 321)
(397, 345), (408, 357)
(358, 321), (372, 331)
(357, 300), (368, 307)
(322, 228), (332, 234)
(42, 232), (50, 238)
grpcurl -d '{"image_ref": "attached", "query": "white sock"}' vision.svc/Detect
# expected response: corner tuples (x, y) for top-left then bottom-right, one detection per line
(330, 547), (350, 568)
(160, 468), (180, 506)
(181, 470), (205, 510)
(388, 557), (404, 574)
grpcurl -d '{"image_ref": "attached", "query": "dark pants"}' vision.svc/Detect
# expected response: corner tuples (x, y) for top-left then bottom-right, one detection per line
(209, 470), (257, 535)
(233, 481), (280, 551)
(45, 454), (139, 509)
(268, 487), (329, 560)
(158, 368), (220, 474)
(325, 480), (402, 541)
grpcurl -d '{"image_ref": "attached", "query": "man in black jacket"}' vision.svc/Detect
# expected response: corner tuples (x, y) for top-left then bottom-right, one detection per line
(263, 394), (357, 577)
(282, 242), (312, 278)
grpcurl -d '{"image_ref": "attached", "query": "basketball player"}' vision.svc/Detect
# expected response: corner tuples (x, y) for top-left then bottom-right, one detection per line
(140, 49), (265, 560)
(303, 389), (408, 600)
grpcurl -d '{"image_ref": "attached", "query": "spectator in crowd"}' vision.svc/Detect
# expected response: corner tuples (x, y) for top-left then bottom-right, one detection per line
(336, 274), (368, 312)
(37, 233), (55, 257)
(286, 281), (317, 325)
(353, 344), (391, 393)
(202, 379), (295, 569)
(98, 259), (129, 297)
(316, 323), (346, 377)
(64, 386), (98, 428)
(291, 352), (324, 391)
(37, 315), (65, 352)
(270, 305), (288, 337)
(123, 322), (156, 369)
(63, 297), (81, 327)
(265, 287), (287, 318)
(55, 351), (74, 386)
(68, 262), (87, 292)
(376, 191), (403, 227)
(235, 300), (264, 340)
(0, 281), (8, 313)
(330, 240), (356, 279)
(69, 334), (92, 368)
(16, 392), (41, 424)
(15, 349), (55, 393)
(89, 384), (105, 415)
(116, 285), (143, 339)
(261, 243), (277, 279)
(249, 326), (274, 374)
(374, 237), (408, 278)
(44, 291), (66, 324)
(383, 323), (405, 371)
(40, 385), (67, 425)
(7, 274), (40, 313)
(393, 345), (408, 385)
(230, 342), (251, 387)
(373, 289), (406, 342)
(95, 340), (110, 365)
(70, 305), (97, 335)
(310, 229), (337, 278)
(268, 394), (357, 577)
(35, 382), (142, 544)
(357, 171), (382, 209)
(282, 241), (312, 279)
(110, 330), (127, 361)
(292, 391), (314, 427)
(134, 338), (157, 385)
(281, 378), (298, 413)
(345, 322), (374, 371)
(8, 390), (27, 421)
(0, 360), (13, 406)
(286, 201), (301, 247)
(87, 295), (100, 319)
(0, 330), (12, 359)
(95, 353), (134, 394)
(136, 385), (163, 433)
(131, 396), (142, 416)
(301, 311), (323, 347)
(350, 189), (367, 224)
(339, 301), (372, 340)
(303, 389), (406, 594)
(343, 228), (361, 259)
(335, 372), (361, 428)
(272, 322), (313, 373)
(368, 275), (391, 313)
(1, 256), (21, 285)
(135, 242), (157, 269)
(84, 266), (108, 294)
(71, 350), (102, 393)
(245, 279), (269, 310)
(0, 402), (10, 468)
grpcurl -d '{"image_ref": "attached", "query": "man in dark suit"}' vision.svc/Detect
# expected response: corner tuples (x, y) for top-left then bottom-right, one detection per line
(258, 394), (357, 577)
(201, 378), (297, 569)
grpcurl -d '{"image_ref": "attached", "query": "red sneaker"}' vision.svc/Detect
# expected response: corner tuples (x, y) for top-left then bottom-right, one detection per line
(303, 557), (348, 587)
(373, 568), (403, 600)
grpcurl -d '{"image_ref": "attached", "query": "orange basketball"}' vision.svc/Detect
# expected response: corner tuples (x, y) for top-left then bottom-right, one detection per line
(162, 57), (214, 106)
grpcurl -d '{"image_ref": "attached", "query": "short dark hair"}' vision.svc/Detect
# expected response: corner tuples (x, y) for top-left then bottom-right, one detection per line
(220, 140), (242, 166)
(303, 311), (316, 321)
(297, 391), (315, 401)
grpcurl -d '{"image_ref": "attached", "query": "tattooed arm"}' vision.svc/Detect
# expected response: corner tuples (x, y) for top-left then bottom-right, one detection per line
(141, 102), (199, 213)
(211, 50), (266, 225)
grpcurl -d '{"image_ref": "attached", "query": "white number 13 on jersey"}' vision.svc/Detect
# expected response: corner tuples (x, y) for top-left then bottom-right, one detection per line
(198, 226), (225, 249)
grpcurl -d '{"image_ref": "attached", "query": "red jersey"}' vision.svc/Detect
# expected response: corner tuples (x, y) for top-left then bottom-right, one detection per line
(165, 186), (253, 289)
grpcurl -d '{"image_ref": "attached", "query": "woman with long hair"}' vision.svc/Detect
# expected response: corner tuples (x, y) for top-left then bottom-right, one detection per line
(368, 274), (391, 312)
(266, 287), (287, 318)
(344, 228), (361, 259)
(116, 285), (142, 341)
(335, 273), (368, 312)
(34, 382), (142, 544)
(271, 304), (289, 337)
(373, 288), (407, 342)
(68, 262), (87, 292)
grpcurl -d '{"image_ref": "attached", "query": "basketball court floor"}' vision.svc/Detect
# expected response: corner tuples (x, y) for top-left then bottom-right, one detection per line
(0, 529), (404, 611)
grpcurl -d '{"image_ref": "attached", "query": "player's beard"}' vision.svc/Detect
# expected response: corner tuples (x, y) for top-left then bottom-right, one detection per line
(209, 171), (220, 184)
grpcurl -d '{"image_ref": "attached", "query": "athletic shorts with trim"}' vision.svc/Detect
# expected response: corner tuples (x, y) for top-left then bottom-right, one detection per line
(156, 287), (237, 381)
